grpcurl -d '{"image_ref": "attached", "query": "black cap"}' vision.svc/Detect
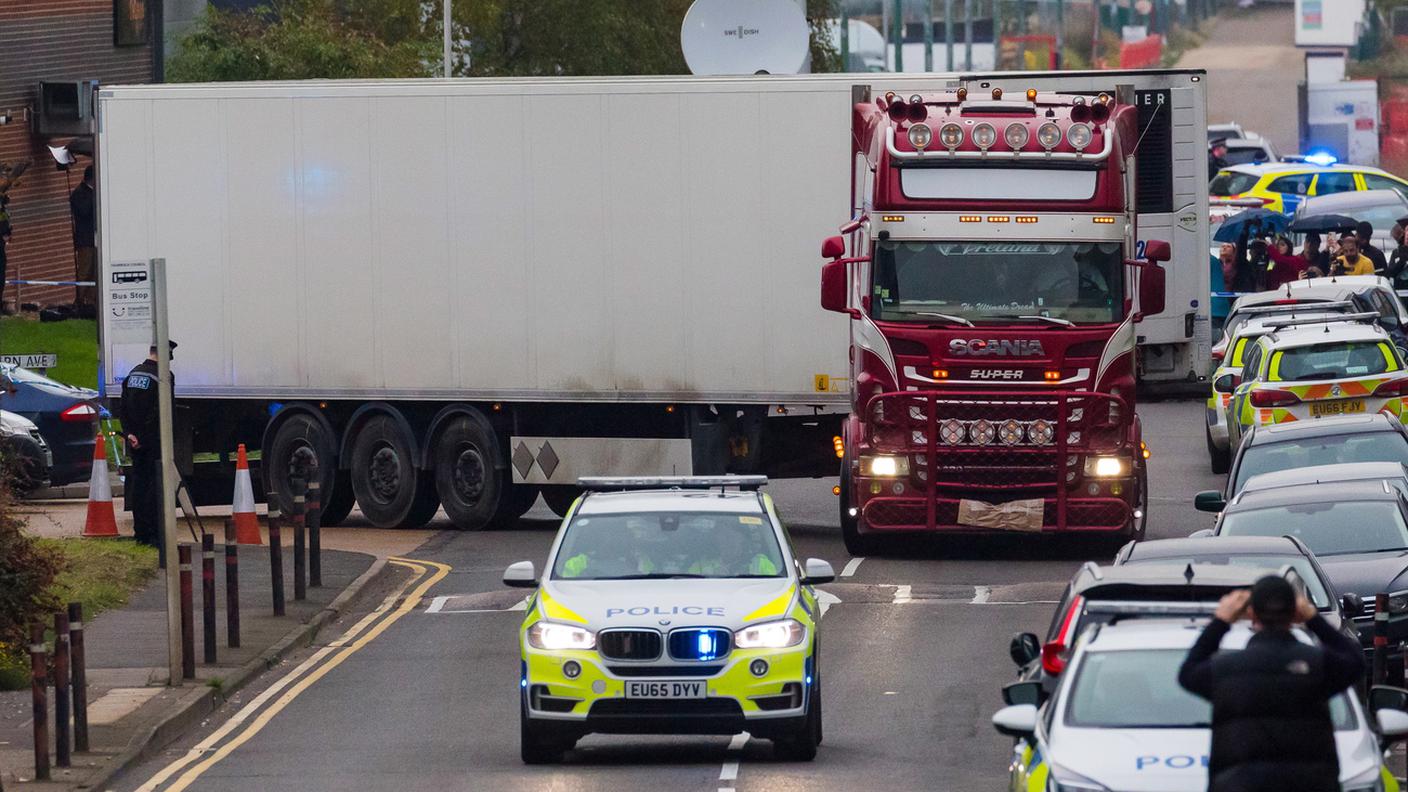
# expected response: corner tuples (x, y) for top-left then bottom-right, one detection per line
(1357, 220), (1374, 236)
(148, 339), (178, 353)
(1209, 137), (1228, 147)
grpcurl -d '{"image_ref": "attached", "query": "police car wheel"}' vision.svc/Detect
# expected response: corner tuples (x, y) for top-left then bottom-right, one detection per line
(772, 703), (819, 761)
(519, 699), (571, 764)
(1206, 426), (1231, 474)
(432, 412), (507, 530)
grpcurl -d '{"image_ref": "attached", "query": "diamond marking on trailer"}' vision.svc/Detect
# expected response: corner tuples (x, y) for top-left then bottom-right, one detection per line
(537, 442), (560, 479)
(512, 442), (535, 479)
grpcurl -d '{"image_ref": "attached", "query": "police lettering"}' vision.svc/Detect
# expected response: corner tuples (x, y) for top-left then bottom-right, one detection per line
(1135, 754), (1209, 770)
(605, 606), (726, 618)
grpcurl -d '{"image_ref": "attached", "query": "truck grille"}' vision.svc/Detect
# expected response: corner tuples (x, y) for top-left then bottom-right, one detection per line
(598, 629), (662, 661)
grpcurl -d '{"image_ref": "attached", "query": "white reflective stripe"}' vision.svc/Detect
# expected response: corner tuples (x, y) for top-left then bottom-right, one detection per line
(232, 467), (256, 513)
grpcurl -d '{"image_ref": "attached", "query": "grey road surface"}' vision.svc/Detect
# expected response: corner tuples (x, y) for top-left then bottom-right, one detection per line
(116, 400), (1218, 792)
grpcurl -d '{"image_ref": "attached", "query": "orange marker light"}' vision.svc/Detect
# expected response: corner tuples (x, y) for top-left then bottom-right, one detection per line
(1026, 88), (1038, 102)
(959, 215), (982, 223)
(932, 368), (950, 379)
(992, 87), (1003, 100)
(957, 87), (968, 101)
(1093, 216), (1117, 224)
(1015, 216), (1039, 224)
(832, 485), (842, 496)
(987, 215), (1011, 223)
(1045, 370), (1062, 381)
(833, 436), (845, 458)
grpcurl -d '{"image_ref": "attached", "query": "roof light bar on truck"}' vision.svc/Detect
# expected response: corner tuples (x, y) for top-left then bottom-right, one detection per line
(886, 126), (1114, 161)
(577, 476), (768, 492)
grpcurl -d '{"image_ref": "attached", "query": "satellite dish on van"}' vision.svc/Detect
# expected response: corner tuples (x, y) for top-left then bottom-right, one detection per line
(681, 0), (811, 76)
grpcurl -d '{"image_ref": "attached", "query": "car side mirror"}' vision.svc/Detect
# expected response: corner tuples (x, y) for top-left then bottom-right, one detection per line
(1342, 592), (1365, 618)
(1213, 374), (1236, 392)
(1378, 709), (1408, 743)
(991, 704), (1039, 738)
(800, 558), (835, 585)
(821, 235), (846, 260)
(821, 259), (856, 317)
(1002, 679), (1044, 707)
(1194, 490), (1226, 513)
(1370, 685), (1408, 714)
(1009, 632), (1041, 667)
(503, 560), (538, 588)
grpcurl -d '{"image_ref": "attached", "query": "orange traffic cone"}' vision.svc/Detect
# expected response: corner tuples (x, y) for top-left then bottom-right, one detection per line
(232, 444), (263, 545)
(82, 433), (119, 537)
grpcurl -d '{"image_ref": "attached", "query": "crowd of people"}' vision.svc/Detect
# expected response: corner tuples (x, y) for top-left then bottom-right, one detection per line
(1219, 218), (1408, 294)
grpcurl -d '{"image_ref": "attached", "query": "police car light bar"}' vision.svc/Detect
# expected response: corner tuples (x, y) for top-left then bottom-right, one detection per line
(1261, 311), (1379, 330)
(577, 476), (768, 492)
(1234, 300), (1356, 317)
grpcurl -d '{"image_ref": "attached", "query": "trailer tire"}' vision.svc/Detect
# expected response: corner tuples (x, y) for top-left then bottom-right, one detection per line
(495, 485), (541, 525)
(432, 413), (510, 530)
(265, 412), (338, 520)
(320, 471), (356, 526)
(349, 414), (432, 528)
(541, 486), (582, 519)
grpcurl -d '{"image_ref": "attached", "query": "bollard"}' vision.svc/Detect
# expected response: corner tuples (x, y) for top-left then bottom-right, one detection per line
(1374, 592), (1390, 685)
(307, 479), (322, 588)
(202, 533), (217, 664)
(53, 612), (71, 768)
(69, 603), (88, 753)
(292, 477), (307, 602)
(269, 503), (285, 617)
(30, 624), (49, 780)
(225, 520), (241, 648)
(179, 544), (196, 679)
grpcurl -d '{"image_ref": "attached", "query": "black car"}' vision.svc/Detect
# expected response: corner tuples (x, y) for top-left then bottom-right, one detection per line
(0, 363), (99, 486)
(1113, 535), (1362, 645)
(1201, 413), (1408, 509)
(1009, 561), (1281, 696)
(1210, 481), (1408, 663)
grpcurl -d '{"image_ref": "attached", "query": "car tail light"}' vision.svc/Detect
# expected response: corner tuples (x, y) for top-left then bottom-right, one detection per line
(1041, 640), (1068, 675)
(1250, 389), (1299, 408)
(60, 403), (99, 422)
(1376, 378), (1408, 397)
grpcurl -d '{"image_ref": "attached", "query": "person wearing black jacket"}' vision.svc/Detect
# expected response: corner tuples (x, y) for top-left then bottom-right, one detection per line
(1178, 576), (1364, 792)
(1358, 220), (1388, 274)
(117, 341), (175, 562)
(1387, 218), (1408, 289)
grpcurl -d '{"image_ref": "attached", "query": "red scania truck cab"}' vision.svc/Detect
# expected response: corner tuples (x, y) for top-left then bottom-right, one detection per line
(822, 86), (1169, 554)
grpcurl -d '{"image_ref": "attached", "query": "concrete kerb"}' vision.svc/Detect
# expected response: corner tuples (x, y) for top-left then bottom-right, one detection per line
(78, 557), (393, 791)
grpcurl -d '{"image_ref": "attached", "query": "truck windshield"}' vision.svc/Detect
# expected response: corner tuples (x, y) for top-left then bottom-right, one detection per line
(871, 240), (1124, 325)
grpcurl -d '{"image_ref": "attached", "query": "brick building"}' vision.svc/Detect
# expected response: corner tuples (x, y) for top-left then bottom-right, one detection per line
(0, 0), (155, 310)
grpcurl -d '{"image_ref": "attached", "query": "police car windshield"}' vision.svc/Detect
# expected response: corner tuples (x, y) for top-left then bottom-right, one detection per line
(1066, 648), (1355, 730)
(1272, 341), (1394, 381)
(1121, 556), (1331, 609)
(1220, 501), (1408, 556)
(870, 240), (1123, 325)
(552, 511), (785, 581)
(1233, 433), (1408, 493)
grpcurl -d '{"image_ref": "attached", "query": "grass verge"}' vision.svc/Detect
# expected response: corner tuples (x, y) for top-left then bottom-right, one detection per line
(0, 316), (100, 390)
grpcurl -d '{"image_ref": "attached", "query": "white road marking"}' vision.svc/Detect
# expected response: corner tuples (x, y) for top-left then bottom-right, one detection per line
(720, 762), (739, 781)
(816, 590), (841, 617)
(893, 584), (912, 604)
(970, 585), (992, 605)
(425, 595), (449, 613)
(718, 731), (750, 785)
(424, 596), (531, 614)
(840, 557), (865, 577)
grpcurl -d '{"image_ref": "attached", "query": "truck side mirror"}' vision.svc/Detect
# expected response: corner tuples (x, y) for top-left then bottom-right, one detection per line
(821, 235), (846, 260)
(821, 259), (855, 316)
(1136, 262), (1166, 318)
(1144, 239), (1171, 263)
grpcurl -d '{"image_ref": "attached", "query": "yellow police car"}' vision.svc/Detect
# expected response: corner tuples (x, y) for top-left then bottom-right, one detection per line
(502, 475), (833, 764)
(1225, 316), (1408, 449)
(1211, 161), (1408, 214)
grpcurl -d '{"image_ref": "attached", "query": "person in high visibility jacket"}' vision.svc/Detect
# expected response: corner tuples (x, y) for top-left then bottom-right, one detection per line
(688, 523), (780, 577)
(558, 525), (652, 579)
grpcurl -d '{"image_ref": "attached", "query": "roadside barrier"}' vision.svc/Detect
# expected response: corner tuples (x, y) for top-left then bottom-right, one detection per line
(308, 479), (322, 588)
(179, 545), (195, 680)
(232, 444), (262, 545)
(69, 603), (89, 753)
(53, 611), (71, 768)
(30, 624), (48, 780)
(1375, 593), (1390, 685)
(224, 520), (241, 648)
(81, 433), (118, 537)
(268, 500), (285, 617)
(292, 478), (307, 602)
(202, 534), (217, 664)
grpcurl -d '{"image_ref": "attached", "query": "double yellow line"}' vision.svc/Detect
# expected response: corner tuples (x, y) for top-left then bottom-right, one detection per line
(136, 556), (450, 792)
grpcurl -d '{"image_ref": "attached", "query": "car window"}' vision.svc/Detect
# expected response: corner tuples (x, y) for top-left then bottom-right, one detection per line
(1363, 174), (1408, 200)
(1064, 648), (1356, 729)
(1224, 147), (1271, 165)
(1121, 556), (1331, 608)
(1367, 290), (1401, 327)
(1268, 174), (1314, 195)
(1220, 500), (1408, 555)
(1210, 172), (1259, 197)
(1269, 341), (1396, 381)
(551, 511), (785, 580)
(1233, 432), (1408, 492)
(1314, 172), (1357, 195)
(1242, 342), (1264, 382)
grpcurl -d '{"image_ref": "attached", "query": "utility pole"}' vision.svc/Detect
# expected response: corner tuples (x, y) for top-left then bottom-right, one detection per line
(926, 0), (935, 70)
(153, 258), (180, 687)
(841, 6), (851, 70)
(442, 0), (452, 77)
(894, 0), (905, 72)
(944, 0), (954, 70)
(965, 0), (974, 70)
(1056, 0), (1065, 67)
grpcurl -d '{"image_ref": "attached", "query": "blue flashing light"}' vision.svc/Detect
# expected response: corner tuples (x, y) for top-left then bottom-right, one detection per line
(268, 402), (285, 418)
(1304, 150), (1338, 167)
(520, 677), (528, 689)
(806, 675), (813, 685)
(697, 632), (718, 661)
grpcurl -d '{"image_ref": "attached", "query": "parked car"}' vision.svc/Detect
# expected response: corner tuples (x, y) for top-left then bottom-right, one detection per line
(1294, 189), (1408, 252)
(1214, 413), (1408, 503)
(1222, 134), (1281, 165)
(0, 363), (99, 486)
(0, 409), (51, 493)
(1209, 162), (1408, 214)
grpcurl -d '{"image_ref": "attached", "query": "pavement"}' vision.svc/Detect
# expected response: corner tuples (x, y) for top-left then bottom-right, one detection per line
(1176, 4), (1303, 154)
(90, 399), (1231, 792)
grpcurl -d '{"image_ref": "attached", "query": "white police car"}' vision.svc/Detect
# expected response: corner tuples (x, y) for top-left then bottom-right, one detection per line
(992, 616), (1408, 792)
(503, 476), (834, 764)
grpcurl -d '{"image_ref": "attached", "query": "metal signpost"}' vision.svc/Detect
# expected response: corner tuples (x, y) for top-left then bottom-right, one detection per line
(152, 258), (182, 686)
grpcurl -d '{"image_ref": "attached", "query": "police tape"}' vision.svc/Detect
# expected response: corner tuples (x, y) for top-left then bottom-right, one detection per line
(3, 279), (96, 286)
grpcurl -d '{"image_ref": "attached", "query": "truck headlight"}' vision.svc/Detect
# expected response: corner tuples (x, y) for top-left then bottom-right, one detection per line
(860, 455), (910, 478)
(526, 621), (595, 651)
(1083, 456), (1131, 478)
(734, 619), (806, 649)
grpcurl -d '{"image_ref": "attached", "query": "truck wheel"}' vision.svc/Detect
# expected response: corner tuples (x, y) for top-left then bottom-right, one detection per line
(1206, 427), (1231, 475)
(349, 414), (432, 528)
(405, 471), (442, 527)
(432, 412), (509, 530)
(266, 413), (337, 520)
(320, 471), (356, 526)
(496, 485), (541, 524)
(541, 486), (582, 518)
(838, 462), (878, 556)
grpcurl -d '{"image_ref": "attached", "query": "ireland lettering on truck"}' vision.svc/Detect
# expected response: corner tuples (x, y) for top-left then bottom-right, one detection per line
(822, 74), (1210, 554)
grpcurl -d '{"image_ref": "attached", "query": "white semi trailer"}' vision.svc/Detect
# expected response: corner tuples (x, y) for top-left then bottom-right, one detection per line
(95, 72), (1207, 529)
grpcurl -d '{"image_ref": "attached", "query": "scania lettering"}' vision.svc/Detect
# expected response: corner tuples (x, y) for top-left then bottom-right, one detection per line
(822, 77), (1203, 553)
